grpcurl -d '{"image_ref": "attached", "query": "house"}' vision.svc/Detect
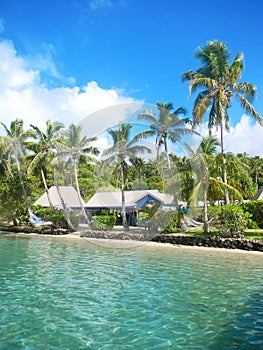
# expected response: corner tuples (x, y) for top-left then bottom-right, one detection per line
(33, 186), (85, 211)
(85, 190), (183, 224)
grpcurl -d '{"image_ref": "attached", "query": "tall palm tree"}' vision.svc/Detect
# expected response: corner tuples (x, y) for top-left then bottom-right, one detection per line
(28, 120), (64, 212)
(183, 40), (263, 204)
(103, 122), (151, 227)
(59, 123), (98, 225)
(136, 102), (189, 170)
(0, 119), (35, 217)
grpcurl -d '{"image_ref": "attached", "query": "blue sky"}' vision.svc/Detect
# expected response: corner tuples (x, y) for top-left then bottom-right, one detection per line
(0, 0), (263, 155)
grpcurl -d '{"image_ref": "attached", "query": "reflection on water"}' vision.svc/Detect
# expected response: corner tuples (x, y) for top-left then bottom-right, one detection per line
(0, 234), (262, 349)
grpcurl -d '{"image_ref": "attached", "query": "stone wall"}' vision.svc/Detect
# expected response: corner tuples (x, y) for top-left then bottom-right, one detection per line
(152, 234), (263, 252)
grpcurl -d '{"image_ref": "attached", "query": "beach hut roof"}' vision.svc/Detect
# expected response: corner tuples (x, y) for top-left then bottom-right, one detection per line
(85, 189), (175, 210)
(33, 186), (84, 209)
(253, 186), (263, 200)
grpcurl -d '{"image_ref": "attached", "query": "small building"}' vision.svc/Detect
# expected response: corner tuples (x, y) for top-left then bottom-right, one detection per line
(85, 189), (181, 224)
(33, 186), (85, 211)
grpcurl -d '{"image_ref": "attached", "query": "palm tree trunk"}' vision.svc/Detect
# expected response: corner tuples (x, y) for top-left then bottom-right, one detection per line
(40, 167), (54, 213)
(220, 114), (230, 204)
(15, 156), (31, 217)
(203, 182), (209, 234)
(164, 136), (171, 170)
(255, 173), (258, 190)
(120, 157), (127, 227)
(73, 159), (90, 227)
(156, 135), (161, 160)
(53, 171), (75, 231)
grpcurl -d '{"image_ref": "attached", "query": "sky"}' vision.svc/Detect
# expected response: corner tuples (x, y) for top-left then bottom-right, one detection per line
(0, 0), (263, 156)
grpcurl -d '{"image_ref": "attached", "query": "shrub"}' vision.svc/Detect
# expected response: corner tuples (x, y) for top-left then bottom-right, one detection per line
(162, 211), (182, 233)
(241, 200), (263, 228)
(92, 215), (116, 230)
(209, 205), (252, 237)
(33, 205), (52, 220)
(49, 212), (68, 229)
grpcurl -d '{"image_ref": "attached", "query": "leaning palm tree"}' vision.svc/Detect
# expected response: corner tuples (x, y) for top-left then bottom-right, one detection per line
(183, 40), (263, 204)
(103, 122), (151, 227)
(0, 119), (35, 217)
(136, 102), (189, 170)
(59, 123), (98, 225)
(28, 120), (64, 212)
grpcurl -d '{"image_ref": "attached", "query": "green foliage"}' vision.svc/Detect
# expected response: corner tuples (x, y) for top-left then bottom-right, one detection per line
(143, 202), (161, 218)
(92, 215), (116, 229)
(161, 211), (182, 233)
(241, 200), (263, 228)
(33, 205), (52, 219)
(0, 172), (36, 225)
(33, 205), (68, 228)
(209, 205), (253, 237)
(49, 211), (68, 229)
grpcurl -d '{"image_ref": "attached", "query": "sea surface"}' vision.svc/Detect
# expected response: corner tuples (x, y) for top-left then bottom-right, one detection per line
(0, 234), (262, 349)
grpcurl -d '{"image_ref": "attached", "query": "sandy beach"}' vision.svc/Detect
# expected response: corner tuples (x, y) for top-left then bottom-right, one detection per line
(7, 231), (263, 256)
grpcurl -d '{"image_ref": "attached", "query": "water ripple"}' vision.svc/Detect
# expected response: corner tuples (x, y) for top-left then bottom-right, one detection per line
(0, 235), (262, 349)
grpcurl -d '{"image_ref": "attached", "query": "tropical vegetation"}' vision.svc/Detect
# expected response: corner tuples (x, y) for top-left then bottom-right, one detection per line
(0, 40), (262, 237)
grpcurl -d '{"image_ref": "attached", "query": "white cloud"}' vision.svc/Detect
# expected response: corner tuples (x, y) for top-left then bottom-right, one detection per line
(89, 0), (113, 11)
(196, 116), (263, 157)
(225, 115), (263, 156)
(0, 39), (141, 134)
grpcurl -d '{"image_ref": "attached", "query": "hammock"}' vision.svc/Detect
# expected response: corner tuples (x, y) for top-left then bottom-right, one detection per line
(183, 216), (213, 228)
(29, 209), (52, 226)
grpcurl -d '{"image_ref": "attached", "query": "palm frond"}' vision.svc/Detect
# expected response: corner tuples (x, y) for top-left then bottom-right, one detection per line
(236, 93), (263, 125)
(234, 82), (257, 102)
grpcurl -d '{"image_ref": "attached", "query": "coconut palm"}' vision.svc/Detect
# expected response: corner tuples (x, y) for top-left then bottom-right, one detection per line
(59, 123), (98, 225)
(0, 119), (35, 217)
(103, 122), (151, 227)
(187, 136), (242, 233)
(136, 102), (189, 170)
(28, 120), (64, 212)
(183, 40), (263, 204)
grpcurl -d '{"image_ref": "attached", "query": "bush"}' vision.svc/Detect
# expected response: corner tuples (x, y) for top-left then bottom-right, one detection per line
(241, 200), (263, 228)
(162, 211), (182, 233)
(209, 205), (252, 237)
(49, 212), (68, 229)
(33, 205), (52, 220)
(92, 215), (116, 230)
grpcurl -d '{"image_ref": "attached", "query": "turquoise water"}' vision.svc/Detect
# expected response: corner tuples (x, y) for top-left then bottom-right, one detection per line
(0, 235), (262, 350)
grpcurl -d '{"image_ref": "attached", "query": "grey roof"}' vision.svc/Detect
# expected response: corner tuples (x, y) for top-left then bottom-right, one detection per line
(85, 190), (175, 210)
(253, 186), (263, 200)
(33, 186), (85, 209)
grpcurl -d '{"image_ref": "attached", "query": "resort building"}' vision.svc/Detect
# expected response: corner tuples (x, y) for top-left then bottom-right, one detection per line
(85, 189), (181, 224)
(33, 186), (85, 212)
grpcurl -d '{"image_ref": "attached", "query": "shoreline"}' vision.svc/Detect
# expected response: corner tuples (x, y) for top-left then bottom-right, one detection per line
(1, 230), (263, 256)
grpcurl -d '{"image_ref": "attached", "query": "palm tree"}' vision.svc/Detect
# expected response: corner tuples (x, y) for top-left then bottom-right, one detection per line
(103, 122), (151, 227)
(28, 120), (64, 212)
(183, 40), (263, 204)
(250, 156), (263, 190)
(187, 136), (242, 233)
(0, 119), (35, 217)
(59, 123), (98, 225)
(136, 102), (189, 170)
